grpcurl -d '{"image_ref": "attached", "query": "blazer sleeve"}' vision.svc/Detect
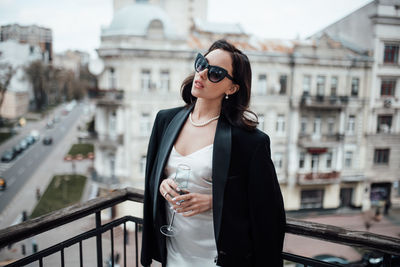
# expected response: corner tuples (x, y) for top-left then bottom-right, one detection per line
(248, 135), (286, 267)
(141, 111), (162, 267)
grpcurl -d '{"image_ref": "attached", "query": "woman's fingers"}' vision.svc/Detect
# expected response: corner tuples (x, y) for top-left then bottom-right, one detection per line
(172, 193), (212, 217)
(159, 178), (179, 202)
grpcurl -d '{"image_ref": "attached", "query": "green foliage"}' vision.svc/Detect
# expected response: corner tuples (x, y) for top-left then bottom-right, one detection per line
(86, 118), (95, 133)
(30, 175), (87, 219)
(67, 143), (94, 157)
(0, 132), (12, 144)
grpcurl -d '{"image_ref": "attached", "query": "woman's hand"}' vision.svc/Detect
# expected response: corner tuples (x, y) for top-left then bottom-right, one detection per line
(171, 193), (212, 217)
(159, 178), (181, 206)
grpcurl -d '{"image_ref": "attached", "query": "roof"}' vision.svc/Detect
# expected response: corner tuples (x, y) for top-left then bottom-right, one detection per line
(101, 3), (178, 38)
(193, 18), (247, 35)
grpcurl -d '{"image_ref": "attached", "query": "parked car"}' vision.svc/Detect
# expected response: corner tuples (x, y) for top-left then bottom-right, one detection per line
(356, 252), (400, 266)
(0, 177), (6, 190)
(53, 115), (60, 123)
(13, 144), (23, 155)
(19, 139), (28, 150)
(295, 254), (349, 267)
(46, 120), (54, 129)
(1, 150), (16, 162)
(25, 135), (35, 145)
(30, 130), (40, 141)
(42, 136), (53, 145)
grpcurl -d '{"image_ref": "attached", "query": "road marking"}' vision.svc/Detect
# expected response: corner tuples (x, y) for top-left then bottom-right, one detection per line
(17, 167), (25, 175)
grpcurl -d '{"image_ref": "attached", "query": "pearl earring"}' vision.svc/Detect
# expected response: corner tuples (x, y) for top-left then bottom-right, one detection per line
(225, 94), (229, 99)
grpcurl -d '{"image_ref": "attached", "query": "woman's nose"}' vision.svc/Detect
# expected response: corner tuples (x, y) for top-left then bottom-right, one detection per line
(199, 68), (207, 80)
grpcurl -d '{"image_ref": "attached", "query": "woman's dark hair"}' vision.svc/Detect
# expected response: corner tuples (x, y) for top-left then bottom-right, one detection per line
(181, 39), (258, 131)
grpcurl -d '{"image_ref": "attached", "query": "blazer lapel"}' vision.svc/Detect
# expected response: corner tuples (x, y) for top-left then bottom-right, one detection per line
(152, 105), (193, 220)
(212, 115), (232, 242)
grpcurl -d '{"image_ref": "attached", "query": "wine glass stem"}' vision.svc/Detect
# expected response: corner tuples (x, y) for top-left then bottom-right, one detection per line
(168, 211), (176, 231)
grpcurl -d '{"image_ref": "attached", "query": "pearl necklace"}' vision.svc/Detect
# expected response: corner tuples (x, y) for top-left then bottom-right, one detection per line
(189, 112), (220, 127)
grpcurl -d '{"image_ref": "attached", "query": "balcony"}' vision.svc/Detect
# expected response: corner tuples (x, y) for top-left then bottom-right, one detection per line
(298, 133), (344, 148)
(297, 171), (341, 185)
(300, 94), (349, 110)
(95, 133), (124, 148)
(89, 88), (124, 107)
(1, 188), (399, 267)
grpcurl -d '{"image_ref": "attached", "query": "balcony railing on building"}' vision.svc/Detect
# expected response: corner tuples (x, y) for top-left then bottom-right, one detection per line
(297, 171), (341, 185)
(298, 133), (344, 148)
(300, 94), (349, 110)
(0, 188), (399, 267)
(89, 88), (124, 106)
(95, 133), (124, 148)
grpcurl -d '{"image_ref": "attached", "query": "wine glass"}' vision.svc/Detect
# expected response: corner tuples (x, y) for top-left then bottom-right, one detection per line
(160, 164), (191, 237)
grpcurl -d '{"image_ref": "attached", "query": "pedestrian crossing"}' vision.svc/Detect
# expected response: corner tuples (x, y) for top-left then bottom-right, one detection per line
(0, 162), (13, 175)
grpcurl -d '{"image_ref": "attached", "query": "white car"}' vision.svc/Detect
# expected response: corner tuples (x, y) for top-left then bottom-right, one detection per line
(30, 130), (40, 141)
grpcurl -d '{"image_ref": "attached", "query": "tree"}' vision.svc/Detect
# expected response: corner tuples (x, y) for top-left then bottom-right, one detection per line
(24, 60), (47, 111)
(0, 63), (16, 121)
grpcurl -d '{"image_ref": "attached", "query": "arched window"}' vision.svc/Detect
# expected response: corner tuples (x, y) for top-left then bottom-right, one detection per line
(147, 19), (164, 39)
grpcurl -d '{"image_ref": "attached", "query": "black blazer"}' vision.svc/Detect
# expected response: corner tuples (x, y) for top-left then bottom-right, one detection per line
(141, 105), (286, 267)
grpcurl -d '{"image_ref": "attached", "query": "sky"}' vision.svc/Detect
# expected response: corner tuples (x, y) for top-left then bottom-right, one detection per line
(0, 0), (372, 58)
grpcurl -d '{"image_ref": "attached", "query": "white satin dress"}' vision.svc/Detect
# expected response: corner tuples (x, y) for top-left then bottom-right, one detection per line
(164, 144), (218, 267)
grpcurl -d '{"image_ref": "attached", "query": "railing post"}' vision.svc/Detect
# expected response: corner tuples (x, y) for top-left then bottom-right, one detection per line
(96, 211), (103, 267)
(383, 253), (392, 267)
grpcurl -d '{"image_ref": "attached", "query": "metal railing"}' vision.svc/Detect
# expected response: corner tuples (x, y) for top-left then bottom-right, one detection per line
(0, 188), (399, 267)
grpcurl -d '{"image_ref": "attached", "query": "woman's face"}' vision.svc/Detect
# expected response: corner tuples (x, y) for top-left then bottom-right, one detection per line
(191, 49), (238, 101)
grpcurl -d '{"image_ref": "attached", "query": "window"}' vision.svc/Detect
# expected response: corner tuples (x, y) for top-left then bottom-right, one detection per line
(351, 78), (359, 97)
(345, 151), (353, 168)
(109, 153), (116, 179)
(141, 70), (151, 91)
(109, 110), (117, 138)
(303, 75), (311, 95)
(347, 115), (356, 135)
(301, 189), (324, 209)
(109, 68), (116, 89)
(300, 117), (307, 134)
(276, 115), (285, 133)
(330, 76), (338, 96)
(327, 117), (335, 135)
(299, 152), (305, 169)
(374, 149), (390, 164)
(140, 155), (147, 177)
(313, 116), (321, 135)
(140, 113), (151, 136)
(384, 44), (399, 63)
(381, 79), (396, 96)
(147, 20), (163, 38)
(326, 152), (333, 168)
(279, 75), (287, 95)
(377, 115), (392, 133)
(316, 75), (325, 96)
(311, 154), (319, 172)
(257, 114), (265, 131)
(257, 74), (267, 95)
(273, 153), (283, 169)
(160, 70), (169, 93)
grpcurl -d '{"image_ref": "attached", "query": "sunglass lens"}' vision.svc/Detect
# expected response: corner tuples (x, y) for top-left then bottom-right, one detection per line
(208, 67), (224, 82)
(195, 57), (207, 72)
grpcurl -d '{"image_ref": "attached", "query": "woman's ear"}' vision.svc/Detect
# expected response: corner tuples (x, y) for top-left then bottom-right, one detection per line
(230, 84), (239, 94)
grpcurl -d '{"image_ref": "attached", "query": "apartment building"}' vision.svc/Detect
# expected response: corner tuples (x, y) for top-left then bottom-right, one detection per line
(92, 0), (399, 213)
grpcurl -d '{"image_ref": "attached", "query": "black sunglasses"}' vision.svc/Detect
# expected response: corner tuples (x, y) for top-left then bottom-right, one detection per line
(194, 53), (236, 83)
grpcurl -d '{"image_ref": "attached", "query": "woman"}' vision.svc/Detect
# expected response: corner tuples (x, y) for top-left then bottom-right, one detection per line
(141, 40), (286, 267)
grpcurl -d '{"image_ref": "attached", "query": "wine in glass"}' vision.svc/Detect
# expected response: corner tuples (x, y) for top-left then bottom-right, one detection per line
(160, 164), (190, 236)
